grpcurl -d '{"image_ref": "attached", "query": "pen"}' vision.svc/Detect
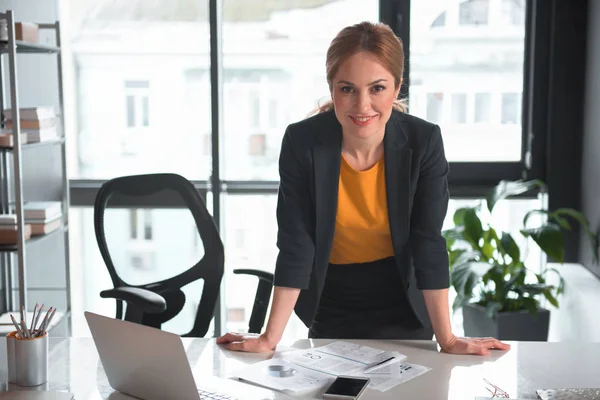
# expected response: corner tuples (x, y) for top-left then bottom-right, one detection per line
(364, 356), (396, 373)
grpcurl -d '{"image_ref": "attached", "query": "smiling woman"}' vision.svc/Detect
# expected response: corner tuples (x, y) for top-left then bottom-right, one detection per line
(217, 21), (511, 357)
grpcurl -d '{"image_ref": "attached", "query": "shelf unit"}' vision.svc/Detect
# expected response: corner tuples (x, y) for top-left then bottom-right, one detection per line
(0, 10), (70, 335)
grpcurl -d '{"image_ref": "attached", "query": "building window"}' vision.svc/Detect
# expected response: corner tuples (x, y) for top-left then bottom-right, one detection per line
(451, 94), (467, 124)
(459, 0), (489, 26)
(426, 92), (444, 123)
(502, 0), (525, 26)
(124, 80), (150, 128)
(129, 209), (153, 241)
(474, 93), (492, 123)
(501, 93), (521, 124)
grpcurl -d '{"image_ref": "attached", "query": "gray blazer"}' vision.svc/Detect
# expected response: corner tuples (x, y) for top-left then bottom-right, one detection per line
(273, 109), (450, 328)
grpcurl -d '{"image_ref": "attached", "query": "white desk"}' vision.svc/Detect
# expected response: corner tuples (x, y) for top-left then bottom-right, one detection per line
(0, 337), (598, 399)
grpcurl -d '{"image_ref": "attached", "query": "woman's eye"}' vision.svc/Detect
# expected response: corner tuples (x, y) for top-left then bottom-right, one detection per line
(340, 86), (354, 93)
(371, 85), (385, 92)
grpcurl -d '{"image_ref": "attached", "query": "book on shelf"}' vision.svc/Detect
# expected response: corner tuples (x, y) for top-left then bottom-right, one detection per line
(0, 132), (28, 148)
(29, 217), (61, 236)
(23, 127), (58, 143)
(4, 106), (55, 121)
(0, 214), (17, 225)
(6, 118), (56, 130)
(0, 224), (31, 244)
(25, 213), (62, 236)
(23, 201), (62, 220)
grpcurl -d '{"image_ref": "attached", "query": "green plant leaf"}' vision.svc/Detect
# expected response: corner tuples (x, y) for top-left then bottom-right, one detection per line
(543, 290), (559, 308)
(523, 209), (548, 228)
(452, 294), (471, 313)
(453, 208), (469, 226)
(461, 208), (484, 249)
(514, 283), (555, 295)
(521, 223), (564, 263)
(500, 232), (520, 262)
(450, 261), (489, 302)
(486, 179), (545, 213)
(522, 297), (540, 315)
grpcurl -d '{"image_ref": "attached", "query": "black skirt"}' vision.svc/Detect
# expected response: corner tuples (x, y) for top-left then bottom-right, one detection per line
(308, 257), (433, 340)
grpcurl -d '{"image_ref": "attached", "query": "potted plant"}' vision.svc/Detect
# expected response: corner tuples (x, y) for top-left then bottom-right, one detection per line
(444, 179), (599, 341)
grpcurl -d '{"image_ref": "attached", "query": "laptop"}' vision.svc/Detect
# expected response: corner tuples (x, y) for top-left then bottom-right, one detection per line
(84, 311), (270, 400)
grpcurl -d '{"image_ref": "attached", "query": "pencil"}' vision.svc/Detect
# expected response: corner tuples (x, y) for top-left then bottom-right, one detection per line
(9, 314), (23, 338)
(30, 303), (38, 335)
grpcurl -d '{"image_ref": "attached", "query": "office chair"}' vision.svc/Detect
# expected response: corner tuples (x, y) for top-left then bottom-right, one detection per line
(93, 173), (273, 337)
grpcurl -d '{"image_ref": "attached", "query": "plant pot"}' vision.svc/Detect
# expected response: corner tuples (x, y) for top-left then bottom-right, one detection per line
(462, 303), (550, 341)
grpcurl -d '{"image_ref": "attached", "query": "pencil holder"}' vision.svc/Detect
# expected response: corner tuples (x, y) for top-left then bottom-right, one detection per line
(14, 332), (48, 387)
(6, 330), (18, 383)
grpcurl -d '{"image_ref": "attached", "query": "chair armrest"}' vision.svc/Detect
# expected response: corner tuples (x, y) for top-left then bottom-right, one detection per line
(100, 287), (167, 314)
(233, 269), (274, 334)
(233, 269), (274, 283)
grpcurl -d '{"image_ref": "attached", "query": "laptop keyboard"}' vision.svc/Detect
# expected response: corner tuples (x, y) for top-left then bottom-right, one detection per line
(198, 388), (239, 400)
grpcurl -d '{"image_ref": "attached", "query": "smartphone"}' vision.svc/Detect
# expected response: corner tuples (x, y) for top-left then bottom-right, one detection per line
(322, 376), (371, 400)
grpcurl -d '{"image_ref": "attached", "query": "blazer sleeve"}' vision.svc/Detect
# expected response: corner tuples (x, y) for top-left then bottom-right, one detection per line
(409, 124), (450, 290)
(273, 127), (315, 289)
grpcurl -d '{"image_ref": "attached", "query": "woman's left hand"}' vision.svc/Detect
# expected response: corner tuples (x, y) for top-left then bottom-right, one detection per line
(440, 335), (511, 355)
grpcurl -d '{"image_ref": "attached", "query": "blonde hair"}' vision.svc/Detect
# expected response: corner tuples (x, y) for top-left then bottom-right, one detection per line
(311, 21), (407, 116)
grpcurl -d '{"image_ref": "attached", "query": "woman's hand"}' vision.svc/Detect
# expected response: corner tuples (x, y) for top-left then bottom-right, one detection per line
(216, 332), (277, 353)
(440, 335), (511, 356)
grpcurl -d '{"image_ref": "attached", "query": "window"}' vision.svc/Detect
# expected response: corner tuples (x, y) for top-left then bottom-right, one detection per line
(451, 94), (467, 124)
(66, 5), (211, 180)
(124, 80), (150, 128)
(426, 93), (444, 123)
(474, 93), (492, 123)
(502, 93), (521, 124)
(410, 1), (526, 164)
(459, 0), (489, 26)
(129, 209), (153, 241)
(502, 0), (526, 26)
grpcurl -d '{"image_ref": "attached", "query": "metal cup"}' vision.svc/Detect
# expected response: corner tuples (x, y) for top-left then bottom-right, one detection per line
(6, 330), (18, 383)
(14, 332), (48, 387)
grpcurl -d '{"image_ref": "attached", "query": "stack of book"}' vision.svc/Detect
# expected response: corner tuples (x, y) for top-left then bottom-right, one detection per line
(0, 214), (31, 244)
(0, 201), (62, 243)
(23, 201), (62, 236)
(3, 107), (58, 144)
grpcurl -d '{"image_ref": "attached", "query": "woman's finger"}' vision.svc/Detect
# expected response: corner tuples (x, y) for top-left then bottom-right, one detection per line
(216, 332), (244, 344)
(226, 340), (247, 352)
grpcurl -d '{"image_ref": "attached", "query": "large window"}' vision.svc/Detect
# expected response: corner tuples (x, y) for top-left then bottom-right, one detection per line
(410, 0), (527, 163)
(65, 0), (536, 338)
(220, 1), (379, 180)
(67, 2), (211, 180)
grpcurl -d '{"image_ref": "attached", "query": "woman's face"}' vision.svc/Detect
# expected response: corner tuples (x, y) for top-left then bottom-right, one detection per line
(331, 51), (400, 141)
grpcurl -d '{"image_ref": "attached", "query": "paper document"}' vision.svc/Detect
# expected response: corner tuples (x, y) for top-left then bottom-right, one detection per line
(232, 341), (430, 394)
(235, 358), (335, 395)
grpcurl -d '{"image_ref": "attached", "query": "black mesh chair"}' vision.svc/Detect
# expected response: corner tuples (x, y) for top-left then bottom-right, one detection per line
(93, 173), (273, 337)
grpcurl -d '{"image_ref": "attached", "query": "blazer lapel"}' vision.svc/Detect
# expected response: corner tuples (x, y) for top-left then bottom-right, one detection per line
(313, 118), (342, 270)
(384, 115), (412, 258)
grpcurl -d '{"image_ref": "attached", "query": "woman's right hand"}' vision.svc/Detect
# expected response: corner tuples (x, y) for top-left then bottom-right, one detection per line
(216, 332), (277, 353)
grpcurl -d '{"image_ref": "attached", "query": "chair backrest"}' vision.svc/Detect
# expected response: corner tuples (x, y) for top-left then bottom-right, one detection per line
(93, 173), (224, 336)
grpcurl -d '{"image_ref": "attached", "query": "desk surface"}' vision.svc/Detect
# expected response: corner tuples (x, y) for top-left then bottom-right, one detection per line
(0, 337), (598, 399)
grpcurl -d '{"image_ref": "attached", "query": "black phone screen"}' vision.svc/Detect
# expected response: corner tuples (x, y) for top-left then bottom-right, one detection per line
(325, 377), (370, 396)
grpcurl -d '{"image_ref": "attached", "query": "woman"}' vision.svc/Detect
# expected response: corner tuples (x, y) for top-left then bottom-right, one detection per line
(218, 21), (510, 355)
